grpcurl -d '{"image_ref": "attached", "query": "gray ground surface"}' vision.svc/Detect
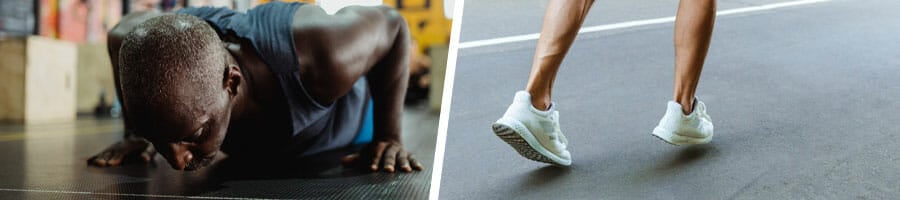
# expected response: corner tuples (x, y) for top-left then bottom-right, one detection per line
(0, 105), (437, 199)
(441, 0), (900, 199)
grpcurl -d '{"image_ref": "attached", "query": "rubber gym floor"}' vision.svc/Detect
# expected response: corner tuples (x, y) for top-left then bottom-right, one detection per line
(439, 0), (900, 199)
(0, 104), (437, 199)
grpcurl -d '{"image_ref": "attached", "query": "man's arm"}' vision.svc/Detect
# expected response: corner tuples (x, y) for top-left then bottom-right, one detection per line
(289, 5), (421, 172)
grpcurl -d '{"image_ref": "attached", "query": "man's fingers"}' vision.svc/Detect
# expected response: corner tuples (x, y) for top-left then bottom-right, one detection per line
(87, 140), (156, 167)
(397, 151), (411, 172)
(409, 154), (424, 171)
(342, 153), (359, 166)
(95, 151), (115, 167)
(382, 145), (401, 173)
(140, 153), (152, 162)
(88, 155), (106, 167)
(357, 142), (422, 173)
(140, 146), (156, 162)
(107, 152), (126, 166)
(370, 142), (388, 171)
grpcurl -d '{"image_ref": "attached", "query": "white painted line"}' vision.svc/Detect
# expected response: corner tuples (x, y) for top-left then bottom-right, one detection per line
(458, 0), (831, 49)
(428, 0), (465, 199)
(0, 188), (284, 200)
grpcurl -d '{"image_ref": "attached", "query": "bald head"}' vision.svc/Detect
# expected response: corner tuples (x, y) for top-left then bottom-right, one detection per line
(118, 14), (227, 131)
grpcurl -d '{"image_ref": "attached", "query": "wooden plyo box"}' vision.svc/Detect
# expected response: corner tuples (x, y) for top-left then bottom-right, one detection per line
(0, 36), (77, 124)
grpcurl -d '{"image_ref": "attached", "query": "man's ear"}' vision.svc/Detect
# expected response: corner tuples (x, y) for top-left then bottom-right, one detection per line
(224, 65), (242, 97)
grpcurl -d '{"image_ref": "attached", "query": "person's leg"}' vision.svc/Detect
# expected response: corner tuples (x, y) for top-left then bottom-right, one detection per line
(492, 0), (595, 166)
(652, 0), (716, 146)
(673, 0), (716, 114)
(525, 0), (595, 110)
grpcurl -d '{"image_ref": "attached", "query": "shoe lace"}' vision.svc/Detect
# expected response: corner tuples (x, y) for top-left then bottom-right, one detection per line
(549, 111), (568, 147)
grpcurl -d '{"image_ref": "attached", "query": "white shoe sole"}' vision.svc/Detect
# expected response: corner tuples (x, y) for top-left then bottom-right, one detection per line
(492, 117), (572, 166)
(651, 126), (713, 146)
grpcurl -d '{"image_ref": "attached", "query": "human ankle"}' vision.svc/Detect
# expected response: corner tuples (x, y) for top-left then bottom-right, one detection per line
(677, 99), (694, 115)
(530, 96), (551, 111)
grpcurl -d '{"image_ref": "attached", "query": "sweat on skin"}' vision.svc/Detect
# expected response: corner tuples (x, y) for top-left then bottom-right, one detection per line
(88, 3), (423, 173)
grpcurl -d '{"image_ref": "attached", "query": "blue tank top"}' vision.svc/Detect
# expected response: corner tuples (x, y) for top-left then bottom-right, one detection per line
(178, 2), (370, 156)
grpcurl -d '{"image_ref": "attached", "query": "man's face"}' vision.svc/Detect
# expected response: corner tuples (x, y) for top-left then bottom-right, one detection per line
(131, 92), (231, 171)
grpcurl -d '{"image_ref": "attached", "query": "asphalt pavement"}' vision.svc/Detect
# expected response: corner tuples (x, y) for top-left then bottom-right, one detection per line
(440, 0), (900, 199)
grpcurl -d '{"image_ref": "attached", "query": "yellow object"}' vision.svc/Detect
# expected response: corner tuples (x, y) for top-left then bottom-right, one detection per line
(383, 0), (452, 54)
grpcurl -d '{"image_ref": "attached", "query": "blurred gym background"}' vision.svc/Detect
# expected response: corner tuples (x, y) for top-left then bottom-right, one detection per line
(0, 0), (451, 124)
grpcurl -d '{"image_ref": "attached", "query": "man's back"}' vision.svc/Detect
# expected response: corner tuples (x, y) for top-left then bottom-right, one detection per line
(178, 2), (371, 157)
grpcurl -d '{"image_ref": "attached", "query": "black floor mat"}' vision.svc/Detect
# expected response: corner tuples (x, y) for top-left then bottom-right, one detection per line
(0, 106), (437, 199)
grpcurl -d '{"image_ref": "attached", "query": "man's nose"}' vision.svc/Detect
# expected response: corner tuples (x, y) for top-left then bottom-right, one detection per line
(165, 143), (194, 170)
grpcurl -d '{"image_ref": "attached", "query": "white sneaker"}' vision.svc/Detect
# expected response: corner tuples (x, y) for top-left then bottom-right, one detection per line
(652, 98), (714, 145)
(492, 91), (572, 166)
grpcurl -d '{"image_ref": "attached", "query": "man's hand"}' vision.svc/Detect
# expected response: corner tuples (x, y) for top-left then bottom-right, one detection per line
(87, 137), (157, 167)
(341, 140), (424, 173)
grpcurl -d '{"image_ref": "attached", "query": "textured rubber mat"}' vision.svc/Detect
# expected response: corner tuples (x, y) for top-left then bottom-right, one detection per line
(0, 106), (437, 199)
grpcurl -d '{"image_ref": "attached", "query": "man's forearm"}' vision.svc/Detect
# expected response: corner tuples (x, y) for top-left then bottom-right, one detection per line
(368, 15), (411, 143)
